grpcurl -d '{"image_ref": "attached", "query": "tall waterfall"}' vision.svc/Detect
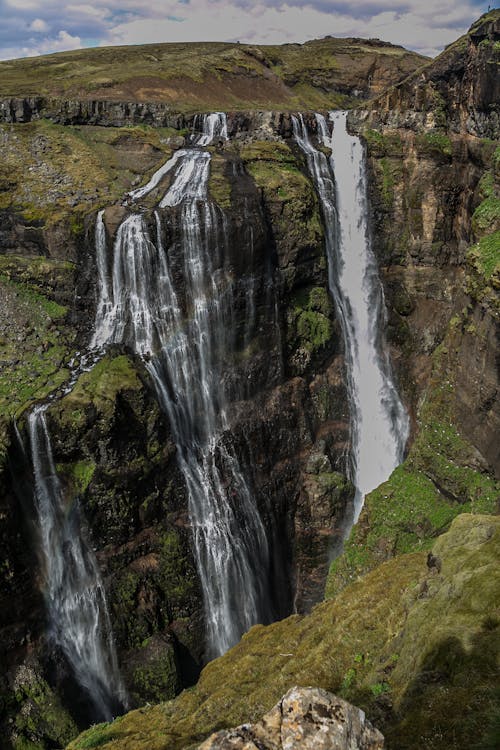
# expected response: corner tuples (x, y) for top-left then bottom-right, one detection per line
(293, 112), (409, 522)
(93, 113), (273, 657)
(24, 406), (126, 721)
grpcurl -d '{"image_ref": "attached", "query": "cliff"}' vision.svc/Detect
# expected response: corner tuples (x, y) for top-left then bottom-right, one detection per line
(0, 13), (498, 750)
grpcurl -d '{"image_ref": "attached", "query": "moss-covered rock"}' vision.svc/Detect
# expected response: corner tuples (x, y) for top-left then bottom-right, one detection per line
(286, 285), (335, 374)
(2, 663), (77, 750)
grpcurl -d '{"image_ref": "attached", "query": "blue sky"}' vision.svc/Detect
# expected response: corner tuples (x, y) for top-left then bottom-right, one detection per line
(0, 0), (492, 61)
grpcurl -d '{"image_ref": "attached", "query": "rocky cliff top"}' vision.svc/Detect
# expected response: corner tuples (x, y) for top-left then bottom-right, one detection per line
(354, 9), (500, 137)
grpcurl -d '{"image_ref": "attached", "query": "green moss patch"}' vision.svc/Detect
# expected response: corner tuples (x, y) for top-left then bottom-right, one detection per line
(0, 274), (73, 457)
(53, 355), (141, 429)
(467, 231), (500, 280)
(415, 132), (453, 158)
(287, 285), (334, 356)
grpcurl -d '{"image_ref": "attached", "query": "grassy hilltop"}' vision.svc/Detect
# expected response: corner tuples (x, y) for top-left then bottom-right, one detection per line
(0, 37), (427, 112)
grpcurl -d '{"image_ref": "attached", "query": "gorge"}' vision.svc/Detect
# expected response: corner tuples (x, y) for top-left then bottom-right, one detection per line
(0, 9), (498, 750)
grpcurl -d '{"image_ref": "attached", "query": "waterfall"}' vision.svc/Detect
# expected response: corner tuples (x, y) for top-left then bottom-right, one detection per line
(93, 113), (273, 657)
(292, 112), (409, 523)
(24, 405), (126, 721)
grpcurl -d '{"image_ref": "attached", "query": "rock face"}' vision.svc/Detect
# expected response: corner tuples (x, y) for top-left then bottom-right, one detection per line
(198, 687), (384, 750)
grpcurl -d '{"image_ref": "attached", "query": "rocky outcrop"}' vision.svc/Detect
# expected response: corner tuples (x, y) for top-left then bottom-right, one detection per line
(350, 10), (500, 138)
(199, 687), (384, 750)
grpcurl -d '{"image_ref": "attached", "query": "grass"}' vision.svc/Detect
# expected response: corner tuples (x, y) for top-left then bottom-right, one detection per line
(0, 272), (74, 454)
(0, 37), (426, 112)
(0, 120), (175, 227)
(69, 514), (500, 750)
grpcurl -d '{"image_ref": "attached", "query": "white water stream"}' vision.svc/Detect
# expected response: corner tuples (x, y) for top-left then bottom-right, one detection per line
(293, 111), (409, 522)
(93, 113), (272, 657)
(24, 406), (126, 721)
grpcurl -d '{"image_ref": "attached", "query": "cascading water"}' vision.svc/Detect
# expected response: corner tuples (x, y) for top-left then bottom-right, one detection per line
(93, 113), (273, 657)
(23, 405), (126, 721)
(292, 111), (409, 523)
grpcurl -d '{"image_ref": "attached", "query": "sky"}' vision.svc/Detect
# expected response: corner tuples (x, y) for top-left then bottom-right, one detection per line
(0, 0), (493, 61)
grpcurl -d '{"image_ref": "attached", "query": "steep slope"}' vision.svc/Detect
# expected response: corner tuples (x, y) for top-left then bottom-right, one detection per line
(68, 514), (500, 750)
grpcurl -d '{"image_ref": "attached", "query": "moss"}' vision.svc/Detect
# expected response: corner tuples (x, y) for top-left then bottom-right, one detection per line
(362, 129), (403, 158)
(415, 132), (453, 158)
(472, 195), (500, 234)
(5, 671), (78, 749)
(69, 514), (500, 750)
(240, 140), (324, 258)
(74, 723), (117, 749)
(158, 530), (196, 612)
(208, 153), (232, 209)
(54, 355), (141, 427)
(0, 275), (73, 430)
(287, 285), (334, 356)
(56, 459), (96, 495)
(467, 231), (500, 280)
(131, 648), (179, 704)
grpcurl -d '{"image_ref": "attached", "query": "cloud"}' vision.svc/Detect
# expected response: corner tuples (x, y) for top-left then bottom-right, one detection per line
(0, 0), (489, 60)
(28, 18), (49, 32)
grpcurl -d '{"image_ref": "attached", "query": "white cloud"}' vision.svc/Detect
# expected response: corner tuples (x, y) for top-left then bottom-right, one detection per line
(28, 18), (48, 32)
(98, 1), (481, 55)
(0, 1), (489, 60)
(19, 29), (82, 57)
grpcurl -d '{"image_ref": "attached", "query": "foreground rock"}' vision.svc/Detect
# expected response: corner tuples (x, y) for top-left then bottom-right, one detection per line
(199, 687), (384, 750)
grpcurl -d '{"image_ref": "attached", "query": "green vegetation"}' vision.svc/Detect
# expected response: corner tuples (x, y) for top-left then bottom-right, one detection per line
(208, 152), (232, 209)
(415, 132), (453, 158)
(468, 231), (500, 280)
(53, 355), (141, 429)
(287, 285), (334, 356)
(240, 140), (324, 269)
(0, 270), (73, 463)
(362, 129), (403, 158)
(70, 514), (500, 750)
(131, 646), (179, 705)
(3, 670), (78, 750)
(0, 37), (425, 112)
(472, 194), (500, 234)
(56, 459), (96, 495)
(0, 120), (175, 227)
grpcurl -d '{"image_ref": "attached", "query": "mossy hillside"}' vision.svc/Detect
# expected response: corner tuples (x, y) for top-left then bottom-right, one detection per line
(0, 37), (425, 111)
(0, 120), (175, 228)
(69, 514), (499, 750)
(0, 271), (74, 462)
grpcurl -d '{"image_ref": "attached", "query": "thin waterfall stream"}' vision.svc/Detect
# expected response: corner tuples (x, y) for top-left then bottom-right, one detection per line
(293, 111), (409, 525)
(92, 113), (273, 657)
(20, 405), (127, 722)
